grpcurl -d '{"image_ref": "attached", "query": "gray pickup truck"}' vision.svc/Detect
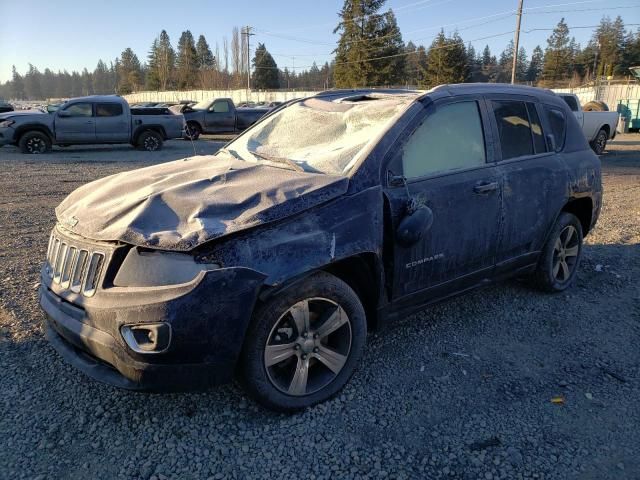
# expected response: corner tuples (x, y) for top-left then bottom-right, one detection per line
(179, 98), (269, 140)
(0, 95), (184, 154)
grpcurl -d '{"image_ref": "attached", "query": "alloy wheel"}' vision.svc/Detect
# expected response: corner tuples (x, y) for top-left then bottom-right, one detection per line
(27, 137), (46, 154)
(552, 225), (580, 282)
(264, 298), (352, 396)
(144, 136), (160, 151)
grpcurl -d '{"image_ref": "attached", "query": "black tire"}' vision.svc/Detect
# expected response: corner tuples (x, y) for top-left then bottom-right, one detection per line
(19, 131), (51, 154)
(583, 100), (609, 112)
(137, 130), (163, 151)
(533, 212), (583, 292)
(590, 129), (608, 155)
(184, 122), (201, 141)
(240, 271), (367, 412)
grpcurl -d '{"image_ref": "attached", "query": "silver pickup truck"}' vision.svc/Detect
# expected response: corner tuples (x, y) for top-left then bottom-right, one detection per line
(558, 93), (619, 155)
(0, 95), (184, 154)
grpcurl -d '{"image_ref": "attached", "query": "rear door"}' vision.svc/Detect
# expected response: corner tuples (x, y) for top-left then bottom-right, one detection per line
(485, 95), (568, 272)
(55, 102), (96, 143)
(204, 100), (235, 133)
(384, 96), (502, 302)
(95, 103), (129, 142)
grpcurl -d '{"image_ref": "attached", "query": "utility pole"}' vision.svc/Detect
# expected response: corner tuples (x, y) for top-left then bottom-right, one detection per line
(242, 26), (254, 103)
(511, 0), (524, 84)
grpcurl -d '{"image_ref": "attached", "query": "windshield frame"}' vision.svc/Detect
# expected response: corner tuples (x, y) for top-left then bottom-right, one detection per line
(217, 94), (417, 177)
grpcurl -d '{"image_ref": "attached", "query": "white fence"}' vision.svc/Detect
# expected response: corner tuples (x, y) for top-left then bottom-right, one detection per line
(123, 89), (321, 104)
(553, 84), (640, 108)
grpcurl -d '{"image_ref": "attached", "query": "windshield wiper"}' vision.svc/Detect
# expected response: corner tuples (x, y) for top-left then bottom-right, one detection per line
(248, 150), (304, 172)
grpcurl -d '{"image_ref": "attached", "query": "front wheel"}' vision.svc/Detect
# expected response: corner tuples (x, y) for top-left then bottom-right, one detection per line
(19, 131), (52, 154)
(590, 129), (608, 155)
(533, 212), (584, 292)
(184, 122), (201, 141)
(240, 272), (367, 412)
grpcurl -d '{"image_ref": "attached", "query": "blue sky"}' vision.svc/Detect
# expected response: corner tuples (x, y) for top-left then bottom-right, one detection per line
(1, 0), (639, 82)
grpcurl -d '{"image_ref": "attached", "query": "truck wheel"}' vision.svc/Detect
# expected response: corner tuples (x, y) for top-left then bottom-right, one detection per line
(583, 101), (609, 112)
(19, 131), (51, 154)
(184, 122), (201, 141)
(137, 131), (163, 151)
(533, 212), (583, 293)
(590, 129), (608, 155)
(240, 272), (367, 412)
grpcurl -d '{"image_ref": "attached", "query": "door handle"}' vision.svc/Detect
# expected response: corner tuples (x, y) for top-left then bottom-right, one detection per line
(473, 181), (499, 194)
(85, 121), (94, 124)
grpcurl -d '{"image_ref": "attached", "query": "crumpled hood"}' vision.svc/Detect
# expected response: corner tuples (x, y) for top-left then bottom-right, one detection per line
(56, 155), (349, 251)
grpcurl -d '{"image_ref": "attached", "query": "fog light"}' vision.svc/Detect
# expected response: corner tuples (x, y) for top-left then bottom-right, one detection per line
(121, 323), (171, 354)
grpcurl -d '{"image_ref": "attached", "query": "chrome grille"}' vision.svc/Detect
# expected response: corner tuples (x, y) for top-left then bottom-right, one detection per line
(45, 232), (106, 297)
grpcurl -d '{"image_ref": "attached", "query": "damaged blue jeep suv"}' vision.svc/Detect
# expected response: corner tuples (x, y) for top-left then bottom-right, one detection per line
(40, 84), (602, 411)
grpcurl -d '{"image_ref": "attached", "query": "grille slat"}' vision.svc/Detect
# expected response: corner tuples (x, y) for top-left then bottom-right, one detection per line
(46, 231), (107, 297)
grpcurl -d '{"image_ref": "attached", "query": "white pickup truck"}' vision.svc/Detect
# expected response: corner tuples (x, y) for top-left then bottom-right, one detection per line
(558, 93), (619, 155)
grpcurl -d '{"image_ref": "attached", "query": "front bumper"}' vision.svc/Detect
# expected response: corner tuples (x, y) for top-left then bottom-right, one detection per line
(40, 266), (266, 391)
(0, 127), (16, 146)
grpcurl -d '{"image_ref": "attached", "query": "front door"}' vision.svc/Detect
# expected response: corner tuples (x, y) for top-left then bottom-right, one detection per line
(385, 97), (502, 302)
(95, 102), (129, 142)
(55, 102), (96, 143)
(204, 100), (235, 133)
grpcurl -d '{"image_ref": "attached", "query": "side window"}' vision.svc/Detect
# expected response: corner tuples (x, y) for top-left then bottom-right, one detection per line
(212, 101), (230, 113)
(526, 103), (547, 154)
(63, 103), (93, 117)
(402, 101), (486, 179)
(545, 106), (566, 151)
(492, 100), (534, 160)
(561, 95), (579, 112)
(96, 103), (123, 117)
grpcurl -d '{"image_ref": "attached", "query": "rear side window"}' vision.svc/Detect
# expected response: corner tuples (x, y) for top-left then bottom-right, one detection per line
(63, 103), (93, 117)
(545, 107), (566, 151)
(96, 103), (123, 117)
(212, 101), (230, 113)
(492, 100), (538, 160)
(402, 101), (486, 179)
(561, 95), (579, 112)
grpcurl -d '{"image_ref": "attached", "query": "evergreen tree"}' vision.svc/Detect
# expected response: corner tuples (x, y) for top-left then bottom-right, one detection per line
(157, 30), (175, 90)
(526, 46), (544, 83)
(252, 43), (279, 89)
(466, 44), (483, 83)
(333, 0), (405, 87)
(196, 35), (216, 88)
(592, 16), (627, 76)
(423, 31), (467, 88)
(42, 68), (56, 99)
(481, 45), (498, 82)
(11, 66), (25, 99)
(117, 48), (142, 94)
(146, 39), (161, 90)
(541, 18), (573, 84)
(24, 64), (43, 100)
(92, 60), (111, 94)
(404, 41), (428, 87)
(497, 40), (515, 83)
(176, 30), (198, 89)
(81, 68), (93, 96)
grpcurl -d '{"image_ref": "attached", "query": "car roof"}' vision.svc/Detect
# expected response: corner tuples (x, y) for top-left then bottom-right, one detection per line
(425, 83), (557, 100)
(65, 95), (125, 103)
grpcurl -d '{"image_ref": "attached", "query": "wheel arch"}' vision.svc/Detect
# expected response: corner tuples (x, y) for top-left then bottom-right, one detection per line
(15, 124), (54, 143)
(133, 125), (167, 143)
(561, 197), (593, 236)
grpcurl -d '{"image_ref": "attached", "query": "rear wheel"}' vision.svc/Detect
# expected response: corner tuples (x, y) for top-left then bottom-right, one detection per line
(184, 122), (201, 141)
(137, 130), (163, 151)
(590, 129), (608, 155)
(533, 212), (583, 292)
(241, 272), (367, 412)
(19, 131), (51, 154)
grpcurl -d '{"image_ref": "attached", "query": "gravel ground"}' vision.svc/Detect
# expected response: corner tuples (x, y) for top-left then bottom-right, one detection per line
(0, 136), (639, 480)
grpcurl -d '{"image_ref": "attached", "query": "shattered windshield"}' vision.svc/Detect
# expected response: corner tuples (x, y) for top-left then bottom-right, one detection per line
(219, 95), (413, 175)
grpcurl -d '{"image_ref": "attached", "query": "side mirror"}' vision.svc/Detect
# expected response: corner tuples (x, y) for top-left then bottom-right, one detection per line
(396, 203), (434, 247)
(57, 110), (70, 118)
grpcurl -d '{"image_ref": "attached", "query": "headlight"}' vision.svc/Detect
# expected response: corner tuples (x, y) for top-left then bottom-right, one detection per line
(113, 247), (219, 287)
(0, 120), (15, 128)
